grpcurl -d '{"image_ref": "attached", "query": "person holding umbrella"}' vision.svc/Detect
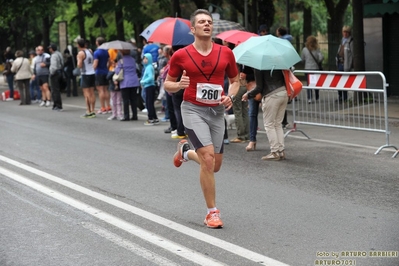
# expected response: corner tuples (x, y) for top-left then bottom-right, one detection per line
(164, 9), (239, 228)
(234, 35), (302, 161)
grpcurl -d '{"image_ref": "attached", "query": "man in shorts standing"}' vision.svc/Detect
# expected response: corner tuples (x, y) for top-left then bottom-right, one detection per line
(32, 45), (51, 107)
(164, 9), (239, 228)
(77, 38), (96, 118)
(93, 37), (111, 114)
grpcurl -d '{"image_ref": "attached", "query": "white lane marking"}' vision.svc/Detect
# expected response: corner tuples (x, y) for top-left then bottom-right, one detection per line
(0, 155), (290, 266)
(0, 166), (225, 266)
(81, 223), (180, 266)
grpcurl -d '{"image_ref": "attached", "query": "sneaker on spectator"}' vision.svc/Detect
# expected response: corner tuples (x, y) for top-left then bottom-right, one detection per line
(39, 101), (46, 107)
(144, 120), (155, 126)
(171, 130), (177, 135)
(97, 108), (107, 114)
(204, 210), (224, 228)
(261, 152), (281, 161)
(279, 150), (286, 160)
(107, 115), (117, 121)
(173, 139), (190, 167)
(171, 133), (187, 139)
(153, 119), (160, 125)
(164, 127), (174, 134)
(81, 113), (93, 118)
(160, 117), (170, 122)
(141, 108), (148, 113)
(5, 98), (14, 101)
(106, 107), (112, 114)
(45, 101), (51, 107)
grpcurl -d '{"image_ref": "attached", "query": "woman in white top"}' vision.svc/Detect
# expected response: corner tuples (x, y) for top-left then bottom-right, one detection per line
(11, 50), (32, 105)
(301, 35), (324, 103)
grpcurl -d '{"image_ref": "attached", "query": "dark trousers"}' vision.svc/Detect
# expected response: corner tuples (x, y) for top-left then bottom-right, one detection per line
(51, 72), (62, 108)
(144, 85), (158, 120)
(166, 92), (177, 130)
(65, 71), (78, 96)
(121, 87), (139, 120)
(6, 74), (14, 98)
(16, 79), (31, 104)
(172, 91), (184, 136)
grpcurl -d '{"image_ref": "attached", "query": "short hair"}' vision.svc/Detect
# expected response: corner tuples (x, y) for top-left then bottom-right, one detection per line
(342, 25), (351, 33)
(15, 50), (24, 57)
(190, 9), (212, 26)
(259, 24), (269, 33)
(96, 37), (105, 45)
(77, 38), (86, 48)
(277, 26), (287, 36)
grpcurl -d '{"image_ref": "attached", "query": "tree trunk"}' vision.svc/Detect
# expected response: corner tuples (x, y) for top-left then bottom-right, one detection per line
(42, 17), (50, 51)
(352, 0), (367, 103)
(257, 0), (275, 33)
(324, 0), (350, 70)
(352, 0), (365, 71)
(303, 7), (312, 41)
(171, 0), (181, 17)
(76, 0), (86, 40)
(115, 6), (125, 40)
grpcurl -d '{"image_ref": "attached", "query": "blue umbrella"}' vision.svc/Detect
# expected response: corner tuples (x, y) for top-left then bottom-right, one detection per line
(233, 35), (301, 70)
(140, 18), (194, 46)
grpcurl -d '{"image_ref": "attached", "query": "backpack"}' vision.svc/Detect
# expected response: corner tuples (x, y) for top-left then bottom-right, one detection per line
(283, 70), (303, 101)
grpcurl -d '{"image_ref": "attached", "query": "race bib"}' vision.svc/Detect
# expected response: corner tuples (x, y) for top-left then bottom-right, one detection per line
(196, 83), (223, 104)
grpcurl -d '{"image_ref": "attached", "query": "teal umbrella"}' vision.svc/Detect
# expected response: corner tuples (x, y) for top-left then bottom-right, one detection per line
(233, 35), (301, 70)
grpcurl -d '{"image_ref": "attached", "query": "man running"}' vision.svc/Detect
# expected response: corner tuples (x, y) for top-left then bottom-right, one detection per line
(164, 9), (239, 228)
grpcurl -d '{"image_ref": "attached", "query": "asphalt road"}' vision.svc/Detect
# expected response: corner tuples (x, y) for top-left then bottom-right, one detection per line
(0, 96), (398, 266)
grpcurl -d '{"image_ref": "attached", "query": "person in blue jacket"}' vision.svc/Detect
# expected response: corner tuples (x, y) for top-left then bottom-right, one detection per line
(140, 53), (159, 125)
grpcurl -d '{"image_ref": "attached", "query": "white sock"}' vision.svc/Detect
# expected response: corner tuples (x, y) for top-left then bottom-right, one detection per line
(183, 151), (190, 161)
(207, 207), (217, 214)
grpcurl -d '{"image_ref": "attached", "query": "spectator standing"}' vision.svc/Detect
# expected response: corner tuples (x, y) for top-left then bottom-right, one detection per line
(114, 49), (140, 121)
(3, 47), (16, 101)
(77, 38), (96, 118)
(228, 42), (249, 143)
(301, 35), (324, 103)
(336, 25), (354, 102)
(11, 50), (32, 105)
(63, 48), (78, 97)
(29, 49), (42, 103)
(241, 65), (258, 151)
(93, 37), (111, 114)
(141, 53), (159, 125)
(33, 45), (51, 107)
(107, 48), (122, 120)
(243, 69), (288, 161)
(48, 44), (64, 111)
(244, 24), (269, 151)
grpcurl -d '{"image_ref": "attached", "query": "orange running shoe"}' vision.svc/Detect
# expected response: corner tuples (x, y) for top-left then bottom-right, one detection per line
(173, 139), (190, 167)
(204, 210), (224, 228)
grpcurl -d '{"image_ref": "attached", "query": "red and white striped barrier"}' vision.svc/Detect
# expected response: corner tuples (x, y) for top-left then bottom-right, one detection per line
(308, 74), (366, 89)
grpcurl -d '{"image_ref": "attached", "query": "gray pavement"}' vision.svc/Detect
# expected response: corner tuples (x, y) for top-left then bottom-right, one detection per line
(1, 76), (399, 158)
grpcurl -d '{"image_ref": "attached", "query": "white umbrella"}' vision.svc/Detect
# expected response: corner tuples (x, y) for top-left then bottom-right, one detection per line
(98, 40), (134, 50)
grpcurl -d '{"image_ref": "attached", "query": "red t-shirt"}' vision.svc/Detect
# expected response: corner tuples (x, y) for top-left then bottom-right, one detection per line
(168, 43), (238, 106)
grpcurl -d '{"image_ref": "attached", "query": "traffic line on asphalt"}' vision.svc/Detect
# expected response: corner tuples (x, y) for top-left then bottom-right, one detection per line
(81, 222), (180, 266)
(0, 155), (290, 266)
(0, 165), (226, 266)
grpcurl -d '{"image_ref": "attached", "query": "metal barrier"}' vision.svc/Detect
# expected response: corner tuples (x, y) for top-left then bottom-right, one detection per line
(286, 70), (398, 158)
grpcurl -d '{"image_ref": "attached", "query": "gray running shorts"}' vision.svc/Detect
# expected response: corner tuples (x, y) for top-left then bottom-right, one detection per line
(181, 101), (225, 153)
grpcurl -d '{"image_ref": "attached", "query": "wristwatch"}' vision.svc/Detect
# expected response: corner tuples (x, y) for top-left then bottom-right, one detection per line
(229, 95), (235, 102)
